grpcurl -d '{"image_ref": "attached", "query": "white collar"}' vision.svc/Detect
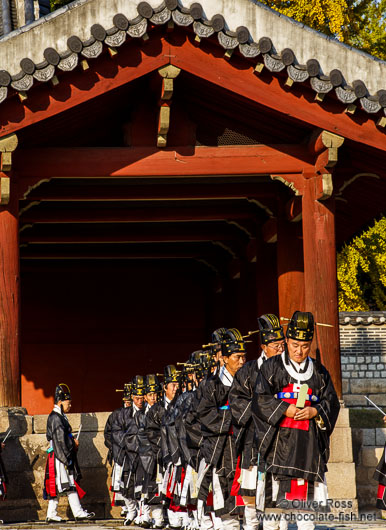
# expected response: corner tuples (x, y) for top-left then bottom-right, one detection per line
(257, 351), (267, 369)
(164, 395), (171, 407)
(281, 351), (313, 382)
(53, 404), (61, 415)
(133, 403), (141, 414)
(219, 365), (233, 387)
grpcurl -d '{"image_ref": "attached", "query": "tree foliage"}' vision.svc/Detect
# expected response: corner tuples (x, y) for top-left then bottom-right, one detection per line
(50, 0), (386, 59)
(260, 0), (348, 39)
(342, 0), (386, 60)
(337, 218), (386, 311)
(50, 0), (70, 9)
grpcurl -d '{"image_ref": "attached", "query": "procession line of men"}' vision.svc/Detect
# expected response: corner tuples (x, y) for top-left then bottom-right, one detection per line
(0, 309), (383, 526)
(102, 311), (341, 530)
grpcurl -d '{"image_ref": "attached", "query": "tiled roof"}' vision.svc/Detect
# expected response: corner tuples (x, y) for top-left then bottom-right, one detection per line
(0, 0), (385, 121)
(339, 312), (386, 326)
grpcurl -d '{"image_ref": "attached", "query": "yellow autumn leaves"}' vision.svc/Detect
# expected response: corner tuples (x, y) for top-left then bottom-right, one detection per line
(337, 218), (386, 311)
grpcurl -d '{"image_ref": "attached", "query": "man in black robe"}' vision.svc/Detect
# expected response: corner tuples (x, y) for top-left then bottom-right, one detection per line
(374, 415), (386, 510)
(44, 384), (94, 522)
(145, 365), (180, 529)
(105, 383), (132, 517)
(229, 314), (286, 530)
(111, 375), (146, 526)
(138, 374), (163, 528)
(196, 328), (246, 530)
(252, 311), (340, 530)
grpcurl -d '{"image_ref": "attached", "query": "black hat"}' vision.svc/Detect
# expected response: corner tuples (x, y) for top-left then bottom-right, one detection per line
(145, 374), (162, 394)
(222, 328), (246, 356)
(286, 311), (314, 342)
(132, 375), (146, 396)
(211, 327), (228, 345)
(123, 383), (132, 401)
(55, 383), (71, 403)
(257, 314), (285, 345)
(164, 365), (180, 384)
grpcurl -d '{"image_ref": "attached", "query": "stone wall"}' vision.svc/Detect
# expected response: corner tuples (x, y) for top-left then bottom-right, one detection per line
(352, 426), (386, 508)
(339, 312), (386, 408)
(0, 408), (121, 522)
(0, 407), (357, 522)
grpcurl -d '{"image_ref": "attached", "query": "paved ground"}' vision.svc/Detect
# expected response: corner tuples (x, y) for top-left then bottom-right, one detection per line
(1, 520), (386, 530)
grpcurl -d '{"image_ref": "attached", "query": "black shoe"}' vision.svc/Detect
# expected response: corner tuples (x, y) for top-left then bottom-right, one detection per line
(124, 518), (135, 526)
(152, 526), (164, 529)
(141, 522), (151, 529)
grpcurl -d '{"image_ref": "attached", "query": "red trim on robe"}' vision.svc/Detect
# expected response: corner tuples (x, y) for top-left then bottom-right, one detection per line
(377, 484), (385, 501)
(45, 451), (57, 498)
(285, 479), (308, 501)
(230, 457), (245, 506)
(279, 384), (312, 431)
(75, 481), (86, 499)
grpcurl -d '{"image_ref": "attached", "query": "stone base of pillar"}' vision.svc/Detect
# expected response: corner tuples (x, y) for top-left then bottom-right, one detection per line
(326, 405), (358, 515)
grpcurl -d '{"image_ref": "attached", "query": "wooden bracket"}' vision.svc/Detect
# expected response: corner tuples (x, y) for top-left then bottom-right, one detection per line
(0, 133), (18, 172)
(309, 129), (345, 169)
(0, 177), (10, 205)
(0, 133), (18, 205)
(157, 66), (181, 148)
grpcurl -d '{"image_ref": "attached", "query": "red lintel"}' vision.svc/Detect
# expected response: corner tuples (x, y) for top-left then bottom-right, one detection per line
(14, 145), (314, 180)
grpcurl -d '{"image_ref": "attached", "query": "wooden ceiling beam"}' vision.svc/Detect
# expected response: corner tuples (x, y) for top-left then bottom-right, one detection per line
(19, 204), (261, 224)
(20, 223), (247, 245)
(21, 182), (278, 202)
(14, 145), (314, 180)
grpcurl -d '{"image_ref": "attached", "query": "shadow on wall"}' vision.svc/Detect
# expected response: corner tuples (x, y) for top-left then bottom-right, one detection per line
(0, 408), (40, 522)
(71, 413), (112, 519)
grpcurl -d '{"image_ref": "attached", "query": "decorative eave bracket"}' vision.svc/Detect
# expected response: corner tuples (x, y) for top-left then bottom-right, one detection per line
(309, 129), (345, 200)
(0, 133), (18, 205)
(157, 65), (181, 148)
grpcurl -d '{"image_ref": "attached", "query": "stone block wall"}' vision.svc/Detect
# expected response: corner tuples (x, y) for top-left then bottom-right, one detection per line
(0, 408), (121, 522)
(0, 407), (357, 522)
(339, 311), (386, 408)
(352, 427), (386, 508)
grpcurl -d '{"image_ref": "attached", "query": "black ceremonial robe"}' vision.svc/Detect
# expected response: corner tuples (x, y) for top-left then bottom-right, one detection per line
(374, 446), (386, 509)
(0, 443), (7, 500)
(196, 368), (240, 517)
(144, 399), (169, 504)
(229, 355), (266, 496)
(252, 352), (340, 509)
(111, 405), (143, 498)
(44, 408), (81, 499)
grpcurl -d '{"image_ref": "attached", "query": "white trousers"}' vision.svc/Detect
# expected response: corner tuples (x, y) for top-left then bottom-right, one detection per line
(213, 513), (223, 530)
(167, 508), (190, 527)
(244, 503), (260, 530)
(152, 505), (164, 526)
(47, 491), (87, 519)
(220, 514), (239, 530)
(124, 497), (138, 519)
(263, 513), (288, 530)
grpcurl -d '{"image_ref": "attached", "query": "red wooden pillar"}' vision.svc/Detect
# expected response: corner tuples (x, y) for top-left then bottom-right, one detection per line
(0, 187), (20, 406)
(277, 217), (305, 319)
(302, 177), (342, 397)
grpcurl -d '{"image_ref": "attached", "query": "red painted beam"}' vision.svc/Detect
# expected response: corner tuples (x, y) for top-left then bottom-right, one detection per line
(14, 145), (314, 180)
(20, 204), (260, 224)
(22, 182), (277, 201)
(20, 223), (246, 244)
(168, 36), (386, 153)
